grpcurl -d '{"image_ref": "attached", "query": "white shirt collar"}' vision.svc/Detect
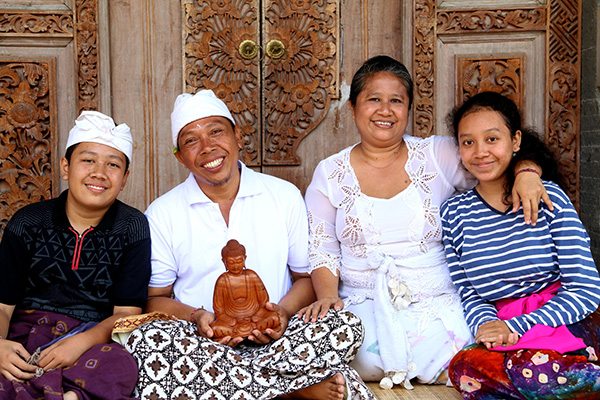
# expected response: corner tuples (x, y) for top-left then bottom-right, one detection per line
(183, 161), (263, 205)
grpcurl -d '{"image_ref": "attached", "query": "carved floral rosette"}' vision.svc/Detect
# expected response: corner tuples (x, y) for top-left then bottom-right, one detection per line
(457, 57), (523, 110)
(0, 62), (57, 235)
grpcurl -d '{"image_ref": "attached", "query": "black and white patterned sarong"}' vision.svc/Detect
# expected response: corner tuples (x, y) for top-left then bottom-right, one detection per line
(126, 309), (375, 399)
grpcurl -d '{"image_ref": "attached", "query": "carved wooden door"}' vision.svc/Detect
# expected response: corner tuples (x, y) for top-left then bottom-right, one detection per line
(182, 0), (339, 167)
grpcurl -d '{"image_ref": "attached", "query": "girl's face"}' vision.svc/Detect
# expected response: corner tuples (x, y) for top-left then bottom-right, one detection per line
(457, 109), (521, 186)
(351, 71), (410, 148)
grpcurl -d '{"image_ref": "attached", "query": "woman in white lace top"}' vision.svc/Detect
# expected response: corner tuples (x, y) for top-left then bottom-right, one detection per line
(298, 55), (550, 390)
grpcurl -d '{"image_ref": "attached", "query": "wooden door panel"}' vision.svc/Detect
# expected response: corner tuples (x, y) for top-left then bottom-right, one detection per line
(261, 0), (340, 165)
(183, 0), (262, 166)
(436, 32), (546, 134)
(407, 0), (581, 207)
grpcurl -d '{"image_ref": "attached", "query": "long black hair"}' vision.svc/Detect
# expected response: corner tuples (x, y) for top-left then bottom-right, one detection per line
(448, 91), (563, 203)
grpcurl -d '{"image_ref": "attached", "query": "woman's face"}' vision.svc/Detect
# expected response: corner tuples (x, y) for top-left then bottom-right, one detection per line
(351, 71), (410, 148)
(457, 109), (521, 186)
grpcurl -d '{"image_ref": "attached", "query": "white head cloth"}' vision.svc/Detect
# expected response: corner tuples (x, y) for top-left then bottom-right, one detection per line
(170, 89), (235, 148)
(66, 110), (133, 162)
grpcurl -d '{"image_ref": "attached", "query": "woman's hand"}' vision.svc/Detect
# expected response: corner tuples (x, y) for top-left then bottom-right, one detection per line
(476, 320), (519, 349)
(297, 297), (343, 323)
(511, 169), (553, 225)
(0, 339), (37, 381)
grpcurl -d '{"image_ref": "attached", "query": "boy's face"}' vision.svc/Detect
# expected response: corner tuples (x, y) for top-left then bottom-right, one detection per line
(60, 142), (129, 214)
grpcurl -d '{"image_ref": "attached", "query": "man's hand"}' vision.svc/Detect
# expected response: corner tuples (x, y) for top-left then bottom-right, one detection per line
(191, 308), (216, 338)
(247, 302), (288, 345)
(37, 333), (91, 371)
(0, 339), (37, 381)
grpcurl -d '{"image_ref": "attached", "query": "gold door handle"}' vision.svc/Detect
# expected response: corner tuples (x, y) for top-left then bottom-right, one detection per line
(266, 39), (285, 59)
(238, 39), (259, 59)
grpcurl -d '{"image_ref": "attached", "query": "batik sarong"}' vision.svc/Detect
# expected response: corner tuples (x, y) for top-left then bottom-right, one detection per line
(126, 309), (375, 399)
(0, 309), (138, 400)
(449, 309), (600, 399)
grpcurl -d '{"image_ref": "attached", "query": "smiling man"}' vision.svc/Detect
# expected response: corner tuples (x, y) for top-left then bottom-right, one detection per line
(0, 111), (150, 400)
(127, 89), (374, 400)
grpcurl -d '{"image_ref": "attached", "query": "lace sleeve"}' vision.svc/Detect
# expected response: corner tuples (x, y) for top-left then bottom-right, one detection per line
(432, 135), (476, 192)
(305, 161), (342, 277)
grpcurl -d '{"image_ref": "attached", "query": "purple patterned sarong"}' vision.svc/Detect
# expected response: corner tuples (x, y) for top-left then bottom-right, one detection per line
(0, 310), (138, 400)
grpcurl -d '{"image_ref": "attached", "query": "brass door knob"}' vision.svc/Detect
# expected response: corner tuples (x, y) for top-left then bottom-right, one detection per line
(238, 39), (259, 59)
(266, 39), (285, 59)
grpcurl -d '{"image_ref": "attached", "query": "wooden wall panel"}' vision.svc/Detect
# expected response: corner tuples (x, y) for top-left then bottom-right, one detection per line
(107, 1), (183, 209)
(0, 59), (57, 232)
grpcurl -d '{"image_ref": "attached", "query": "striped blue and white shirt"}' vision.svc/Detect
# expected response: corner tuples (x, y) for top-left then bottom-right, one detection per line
(441, 181), (600, 337)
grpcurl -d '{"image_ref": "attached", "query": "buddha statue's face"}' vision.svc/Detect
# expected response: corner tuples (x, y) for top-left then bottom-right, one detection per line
(224, 254), (246, 274)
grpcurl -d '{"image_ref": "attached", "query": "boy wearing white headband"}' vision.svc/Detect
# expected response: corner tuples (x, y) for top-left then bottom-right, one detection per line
(0, 111), (150, 400)
(128, 90), (373, 400)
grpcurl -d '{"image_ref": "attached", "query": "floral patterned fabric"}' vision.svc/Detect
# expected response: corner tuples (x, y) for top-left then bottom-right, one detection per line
(305, 135), (476, 384)
(126, 310), (375, 399)
(449, 310), (600, 399)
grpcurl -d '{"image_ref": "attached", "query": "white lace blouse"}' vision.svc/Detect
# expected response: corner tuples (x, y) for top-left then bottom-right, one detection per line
(306, 135), (476, 306)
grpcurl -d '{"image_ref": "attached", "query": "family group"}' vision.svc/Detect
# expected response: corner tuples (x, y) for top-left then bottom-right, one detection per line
(1, 55), (598, 400)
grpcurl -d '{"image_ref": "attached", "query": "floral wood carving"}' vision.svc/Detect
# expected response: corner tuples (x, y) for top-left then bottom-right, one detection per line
(547, 0), (579, 206)
(413, 0), (436, 138)
(74, 0), (99, 112)
(0, 61), (57, 237)
(182, 0), (339, 166)
(437, 8), (546, 34)
(0, 11), (73, 35)
(262, 0), (339, 165)
(457, 57), (523, 110)
(183, 0), (261, 165)
(0, 2), (99, 113)
(413, 0), (579, 207)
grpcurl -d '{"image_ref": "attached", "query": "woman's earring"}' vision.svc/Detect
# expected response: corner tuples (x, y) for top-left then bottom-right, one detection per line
(512, 152), (517, 157)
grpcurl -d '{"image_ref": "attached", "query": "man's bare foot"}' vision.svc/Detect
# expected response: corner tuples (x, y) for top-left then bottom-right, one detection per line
(281, 373), (346, 400)
(63, 391), (79, 400)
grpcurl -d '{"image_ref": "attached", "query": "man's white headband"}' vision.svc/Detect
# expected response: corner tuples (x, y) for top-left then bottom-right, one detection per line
(170, 89), (235, 149)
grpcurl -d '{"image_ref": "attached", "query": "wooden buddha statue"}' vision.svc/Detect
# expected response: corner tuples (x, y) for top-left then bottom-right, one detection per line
(210, 239), (280, 340)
